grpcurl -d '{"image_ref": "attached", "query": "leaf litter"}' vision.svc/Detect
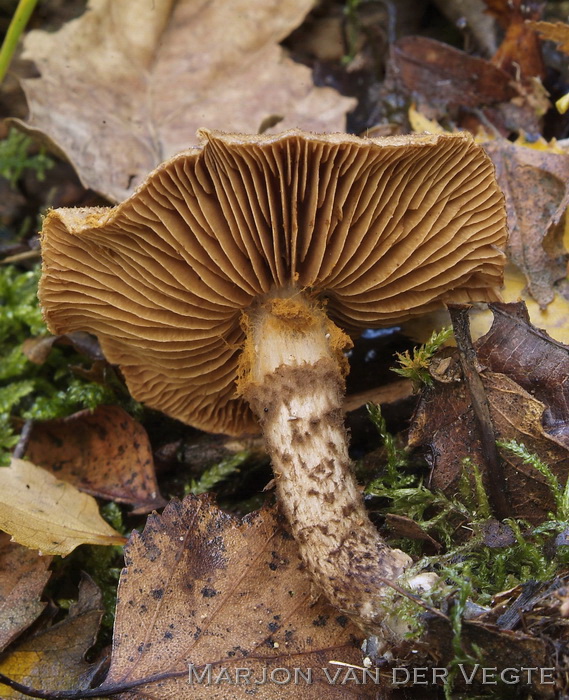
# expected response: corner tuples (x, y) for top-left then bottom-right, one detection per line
(13, 0), (355, 202)
(1, 1), (569, 697)
(0, 458), (126, 556)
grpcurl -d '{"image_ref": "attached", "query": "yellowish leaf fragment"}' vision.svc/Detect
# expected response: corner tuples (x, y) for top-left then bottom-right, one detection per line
(470, 266), (569, 345)
(0, 459), (126, 556)
(556, 92), (569, 114)
(408, 104), (446, 134)
(403, 266), (569, 346)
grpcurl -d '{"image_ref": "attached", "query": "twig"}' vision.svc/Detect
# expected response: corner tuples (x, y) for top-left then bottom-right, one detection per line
(0, 0), (39, 84)
(448, 304), (509, 519)
(0, 669), (188, 699)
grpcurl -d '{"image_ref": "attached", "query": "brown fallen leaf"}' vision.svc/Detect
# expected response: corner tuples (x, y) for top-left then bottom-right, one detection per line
(483, 138), (569, 308)
(0, 459), (126, 556)
(0, 575), (104, 699)
(408, 303), (569, 522)
(21, 330), (104, 365)
(0, 533), (51, 653)
(392, 36), (518, 109)
(389, 35), (540, 134)
(15, 0), (355, 202)
(99, 495), (378, 699)
(476, 302), (569, 446)
(484, 0), (545, 81)
(25, 405), (165, 512)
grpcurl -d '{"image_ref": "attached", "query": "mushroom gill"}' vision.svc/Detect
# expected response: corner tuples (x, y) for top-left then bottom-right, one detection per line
(39, 129), (507, 633)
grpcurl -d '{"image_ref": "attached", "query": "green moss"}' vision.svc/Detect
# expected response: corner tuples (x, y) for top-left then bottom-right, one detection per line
(392, 326), (453, 388)
(365, 404), (569, 692)
(0, 264), (137, 464)
(185, 450), (251, 496)
(0, 128), (53, 189)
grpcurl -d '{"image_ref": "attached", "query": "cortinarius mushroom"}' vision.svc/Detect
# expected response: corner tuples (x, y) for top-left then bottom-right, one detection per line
(39, 129), (506, 631)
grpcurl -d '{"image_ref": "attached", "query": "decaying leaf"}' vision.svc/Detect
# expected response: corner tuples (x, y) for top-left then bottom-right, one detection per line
(99, 495), (377, 699)
(483, 138), (569, 307)
(484, 0), (545, 81)
(389, 35), (540, 133)
(15, 0), (355, 202)
(25, 405), (165, 512)
(392, 36), (518, 109)
(408, 303), (569, 522)
(0, 459), (126, 555)
(21, 331), (104, 365)
(0, 533), (51, 653)
(392, 611), (555, 697)
(0, 575), (104, 699)
(476, 302), (569, 446)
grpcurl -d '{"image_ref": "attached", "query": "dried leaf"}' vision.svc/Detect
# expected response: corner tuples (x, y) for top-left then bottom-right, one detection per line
(99, 495), (376, 699)
(15, 0), (355, 202)
(483, 138), (569, 307)
(408, 304), (569, 522)
(392, 36), (517, 109)
(528, 20), (569, 54)
(0, 533), (51, 653)
(476, 302), (569, 446)
(402, 264), (569, 345)
(0, 575), (104, 698)
(390, 36), (540, 134)
(0, 459), (126, 555)
(21, 331), (104, 365)
(25, 405), (165, 512)
(484, 0), (545, 80)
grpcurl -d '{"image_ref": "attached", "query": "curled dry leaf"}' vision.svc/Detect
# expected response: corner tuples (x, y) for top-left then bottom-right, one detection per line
(100, 495), (376, 699)
(0, 459), (126, 556)
(0, 575), (104, 699)
(15, 0), (355, 202)
(0, 533), (51, 653)
(21, 330), (104, 365)
(24, 405), (165, 513)
(408, 303), (569, 522)
(483, 138), (569, 308)
(476, 302), (569, 446)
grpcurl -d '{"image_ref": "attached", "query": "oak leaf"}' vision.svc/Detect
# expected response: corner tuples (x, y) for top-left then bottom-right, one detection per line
(98, 495), (378, 699)
(0, 459), (126, 555)
(15, 0), (355, 202)
(25, 405), (165, 513)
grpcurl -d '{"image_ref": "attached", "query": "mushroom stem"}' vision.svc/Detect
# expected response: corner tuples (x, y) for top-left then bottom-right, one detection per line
(240, 291), (412, 629)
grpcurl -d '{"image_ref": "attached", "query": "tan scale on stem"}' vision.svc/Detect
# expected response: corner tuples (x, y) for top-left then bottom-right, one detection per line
(38, 129), (507, 635)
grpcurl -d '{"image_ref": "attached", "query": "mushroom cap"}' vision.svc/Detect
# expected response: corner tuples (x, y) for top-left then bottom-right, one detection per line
(40, 129), (506, 435)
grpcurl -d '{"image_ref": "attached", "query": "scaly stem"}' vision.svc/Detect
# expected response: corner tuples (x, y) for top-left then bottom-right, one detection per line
(240, 291), (412, 630)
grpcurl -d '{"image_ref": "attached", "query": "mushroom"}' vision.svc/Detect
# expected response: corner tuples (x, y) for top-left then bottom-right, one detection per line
(39, 129), (506, 632)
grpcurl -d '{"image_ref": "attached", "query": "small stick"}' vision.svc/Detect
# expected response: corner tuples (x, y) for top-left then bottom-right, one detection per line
(448, 304), (509, 519)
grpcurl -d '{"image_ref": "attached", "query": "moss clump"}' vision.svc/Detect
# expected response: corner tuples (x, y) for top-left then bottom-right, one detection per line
(392, 326), (453, 388)
(0, 128), (53, 189)
(366, 404), (569, 604)
(0, 265), (137, 464)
